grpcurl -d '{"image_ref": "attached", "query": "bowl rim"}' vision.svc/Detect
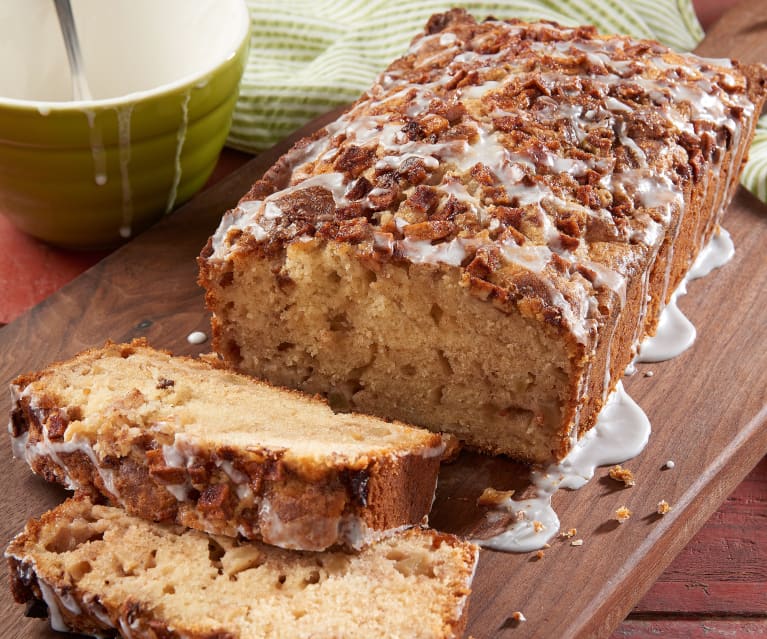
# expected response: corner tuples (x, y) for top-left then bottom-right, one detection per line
(0, 0), (250, 113)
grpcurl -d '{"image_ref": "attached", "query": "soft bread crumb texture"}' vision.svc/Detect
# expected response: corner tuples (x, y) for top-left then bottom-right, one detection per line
(7, 499), (478, 639)
(213, 249), (572, 463)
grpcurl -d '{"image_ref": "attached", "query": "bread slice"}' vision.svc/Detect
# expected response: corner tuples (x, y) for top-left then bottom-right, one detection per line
(9, 340), (444, 551)
(198, 10), (767, 464)
(6, 497), (478, 639)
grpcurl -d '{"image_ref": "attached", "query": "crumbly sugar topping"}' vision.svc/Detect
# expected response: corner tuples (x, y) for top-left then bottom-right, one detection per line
(208, 9), (755, 344)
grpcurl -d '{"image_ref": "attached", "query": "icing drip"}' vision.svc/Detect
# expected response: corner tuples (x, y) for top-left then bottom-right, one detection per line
(165, 89), (191, 214)
(187, 331), (208, 345)
(687, 226), (735, 280)
(36, 575), (70, 632)
(116, 105), (134, 239)
(637, 227), (734, 363)
(636, 279), (696, 363)
(475, 382), (650, 552)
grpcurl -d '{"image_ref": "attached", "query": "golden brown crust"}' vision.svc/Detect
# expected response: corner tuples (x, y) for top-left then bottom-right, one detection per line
(11, 342), (442, 551)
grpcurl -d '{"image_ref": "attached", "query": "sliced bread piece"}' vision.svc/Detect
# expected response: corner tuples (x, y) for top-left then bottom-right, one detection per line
(9, 340), (444, 551)
(6, 497), (478, 639)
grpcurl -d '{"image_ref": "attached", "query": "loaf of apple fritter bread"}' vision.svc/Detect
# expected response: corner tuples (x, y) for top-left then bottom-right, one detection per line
(9, 341), (443, 551)
(6, 497), (478, 639)
(199, 10), (767, 463)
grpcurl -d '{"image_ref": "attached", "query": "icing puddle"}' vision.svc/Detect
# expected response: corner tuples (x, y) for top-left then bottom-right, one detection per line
(440, 227), (734, 552)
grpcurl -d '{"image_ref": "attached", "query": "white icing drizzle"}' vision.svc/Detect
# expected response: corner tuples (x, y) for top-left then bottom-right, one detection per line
(116, 105), (134, 239)
(400, 236), (478, 267)
(57, 588), (83, 616)
(636, 279), (696, 363)
(19, 430), (118, 496)
(219, 459), (254, 502)
(160, 437), (195, 501)
(637, 227), (734, 363)
(165, 89), (191, 214)
(500, 241), (552, 273)
(36, 576), (70, 632)
(85, 110), (107, 186)
(687, 226), (735, 280)
(475, 382), (650, 552)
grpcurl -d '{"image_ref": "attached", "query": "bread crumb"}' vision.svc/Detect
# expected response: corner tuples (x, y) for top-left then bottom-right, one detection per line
(477, 487), (514, 507)
(559, 528), (577, 539)
(511, 611), (526, 623)
(570, 539), (584, 547)
(663, 460), (675, 470)
(533, 520), (545, 533)
(439, 433), (463, 463)
(535, 550), (545, 560)
(608, 464), (636, 487)
(657, 500), (672, 515)
(515, 510), (527, 521)
(615, 506), (632, 523)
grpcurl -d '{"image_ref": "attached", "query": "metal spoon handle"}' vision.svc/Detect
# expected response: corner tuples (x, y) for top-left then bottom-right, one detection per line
(53, 0), (92, 101)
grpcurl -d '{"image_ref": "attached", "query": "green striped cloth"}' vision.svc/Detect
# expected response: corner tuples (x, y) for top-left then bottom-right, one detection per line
(228, 0), (767, 203)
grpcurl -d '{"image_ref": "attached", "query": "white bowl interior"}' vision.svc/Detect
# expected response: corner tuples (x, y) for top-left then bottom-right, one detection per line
(0, 0), (249, 102)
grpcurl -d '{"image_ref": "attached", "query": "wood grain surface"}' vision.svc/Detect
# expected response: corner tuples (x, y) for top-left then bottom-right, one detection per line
(1, 1), (766, 637)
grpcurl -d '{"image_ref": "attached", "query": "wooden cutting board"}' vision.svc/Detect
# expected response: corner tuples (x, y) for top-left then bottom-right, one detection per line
(1, 2), (766, 637)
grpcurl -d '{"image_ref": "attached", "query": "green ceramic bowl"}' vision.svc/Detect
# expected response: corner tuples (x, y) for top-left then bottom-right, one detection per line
(0, 0), (250, 248)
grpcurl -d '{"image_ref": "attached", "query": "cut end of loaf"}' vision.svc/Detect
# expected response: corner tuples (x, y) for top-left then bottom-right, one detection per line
(205, 240), (581, 463)
(7, 497), (479, 639)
